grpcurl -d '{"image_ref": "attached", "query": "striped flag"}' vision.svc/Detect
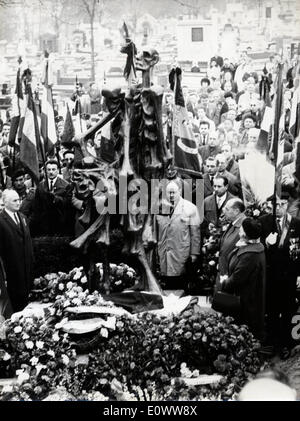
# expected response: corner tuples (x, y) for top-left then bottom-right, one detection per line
(41, 56), (57, 155)
(8, 67), (24, 147)
(169, 67), (201, 176)
(20, 85), (41, 182)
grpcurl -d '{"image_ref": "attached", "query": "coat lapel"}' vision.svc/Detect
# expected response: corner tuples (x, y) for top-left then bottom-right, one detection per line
(2, 210), (23, 235)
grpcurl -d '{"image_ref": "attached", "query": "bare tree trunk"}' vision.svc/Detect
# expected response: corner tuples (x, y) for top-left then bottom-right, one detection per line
(90, 17), (95, 81)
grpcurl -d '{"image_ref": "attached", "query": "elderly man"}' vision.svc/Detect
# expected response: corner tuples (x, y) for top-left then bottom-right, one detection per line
(155, 180), (201, 291)
(218, 198), (246, 276)
(0, 189), (33, 313)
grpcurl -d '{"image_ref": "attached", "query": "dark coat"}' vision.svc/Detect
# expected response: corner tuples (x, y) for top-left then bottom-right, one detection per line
(222, 242), (266, 340)
(218, 213), (246, 275)
(204, 191), (235, 228)
(31, 177), (70, 236)
(0, 210), (34, 312)
(203, 173), (214, 198)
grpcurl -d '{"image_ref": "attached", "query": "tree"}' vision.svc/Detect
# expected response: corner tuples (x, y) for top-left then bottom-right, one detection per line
(80, 0), (100, 82)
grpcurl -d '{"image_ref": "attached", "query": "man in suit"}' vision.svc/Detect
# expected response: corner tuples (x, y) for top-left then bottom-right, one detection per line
(0, 189), (34, 312)
(203, 176), (236, 236)
(198, 131), (220, 163)
(203, 156), (217, 198)
(199, 121), (210, 146)
(218, 198), (246, 276)
(215, 153), (242, 198)
(259, 198), (300, 357)
(31, 159), (70, 236)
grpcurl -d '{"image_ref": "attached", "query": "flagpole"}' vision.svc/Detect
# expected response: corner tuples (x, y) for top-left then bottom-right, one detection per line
(271, 62), (284, 232)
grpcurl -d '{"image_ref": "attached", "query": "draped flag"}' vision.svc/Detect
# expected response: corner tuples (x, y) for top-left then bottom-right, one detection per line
(20, 85), (41, 182)
(169, 67), (201, 176)
(8, 66), (24, 147)
(61, 103), (75, 145)
(41, 54), (57, 155)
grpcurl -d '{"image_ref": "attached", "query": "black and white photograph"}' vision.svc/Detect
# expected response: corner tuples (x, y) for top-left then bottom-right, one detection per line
(0, 0), (300, 406)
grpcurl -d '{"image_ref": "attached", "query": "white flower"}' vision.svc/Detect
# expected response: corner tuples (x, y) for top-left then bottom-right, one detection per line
(67, 291), (76, 299)
(208, 260), (216, 266)
(58, 283), (65, 291)
(73, 272), (81, 281)
(63, 299), (71, 308)
(30, 356), (39, 366)
(100, 328), (108, 338)
(72, 298), (82, 306)
(3, 352), (11, 361)
(61, 354), (70, 365)
(253, 209), (260, 217)
(52, 333), (60, 342)
(66, 282), (73, 290)
(47, 350), (55, 358)
(126, 272), (133, 279)
(26, 318), (34, 325)
(25, 341), (34, 349)
(36, 341), (44, 349)
(81, 276), (87, 284)
(22, 333), (30, 340)
(14, 326), (22, 334)
(16, 369), (30, 385)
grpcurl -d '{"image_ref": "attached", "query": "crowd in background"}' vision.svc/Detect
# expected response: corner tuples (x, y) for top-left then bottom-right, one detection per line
(0, 47), (300, 359)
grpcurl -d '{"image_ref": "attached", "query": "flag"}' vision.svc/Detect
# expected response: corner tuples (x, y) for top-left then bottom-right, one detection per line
(41, 56), (57, 155)
(61, 103), (75, 145)
(271, 64), (285, 200)
(20, 85), (41, 182)
(169, 67), (201, 176)
(257, 75), (273, 154)
(8, 68), (24, 147)
(289, 85), (300, 140)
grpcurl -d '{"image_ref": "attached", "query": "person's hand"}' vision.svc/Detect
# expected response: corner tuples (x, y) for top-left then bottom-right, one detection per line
(266, 232), (278, 246)
(220, 275), (228, 284)
(190, 255), (197, 263)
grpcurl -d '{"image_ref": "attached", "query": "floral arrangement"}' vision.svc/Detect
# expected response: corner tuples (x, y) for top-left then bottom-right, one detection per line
(0, 315), (77, 401)
(30, 264), (140, 303)
(56, 310), (263, 401)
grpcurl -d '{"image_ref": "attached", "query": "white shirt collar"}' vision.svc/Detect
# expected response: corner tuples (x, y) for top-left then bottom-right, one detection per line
(48, 177), (58, 189)
(5, 209), (19, 222)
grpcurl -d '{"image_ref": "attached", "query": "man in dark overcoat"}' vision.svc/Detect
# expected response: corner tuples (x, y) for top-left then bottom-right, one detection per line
(0, 189), (33, 313)
(259, 198), (300, 357)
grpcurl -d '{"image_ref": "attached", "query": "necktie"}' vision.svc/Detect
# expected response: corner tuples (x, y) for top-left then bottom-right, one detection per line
(50, 180), (53, 192)
(14, 213), (20, 226)
(277, 218), (282, 236)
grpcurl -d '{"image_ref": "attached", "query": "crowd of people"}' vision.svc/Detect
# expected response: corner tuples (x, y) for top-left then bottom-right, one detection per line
(0, 47), (300, 361)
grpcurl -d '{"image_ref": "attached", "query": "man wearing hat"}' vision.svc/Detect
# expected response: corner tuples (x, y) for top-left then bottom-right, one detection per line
(259, 197), (300, 357)
(221, 217), (266, 340)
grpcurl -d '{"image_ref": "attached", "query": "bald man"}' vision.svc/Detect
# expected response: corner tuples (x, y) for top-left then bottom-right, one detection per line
(0, 189), (34, 312)
(155, 180), (201, 291)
